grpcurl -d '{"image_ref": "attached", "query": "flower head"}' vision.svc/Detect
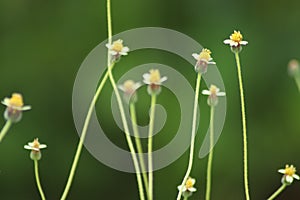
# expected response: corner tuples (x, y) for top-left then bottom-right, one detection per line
(288, 59), (299, 77)
(192, 48), (216, 74)
(177, 177), (197, 198)
(224, 30), (248, 47)
(143, 69), (167, 95)
(278, 164), (300, 185)
(24, 138), (47, 160)
(202, 85), (226, 106)
(118, 80), (141, 104)
(106, 39), (129, 62)
(2, 93), (31, 123)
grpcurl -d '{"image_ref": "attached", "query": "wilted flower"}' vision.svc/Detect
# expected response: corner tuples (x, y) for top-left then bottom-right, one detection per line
(224, 30), (248, 53)
(202, 85), (226, 106)
(106, 39), (129, 62)
(192, 48), (216, 74)
(118, 80), (141, 103)
(143, 69), (167, 95)
(1, 93), (31, 123)
(24, 138), (47, 161)
(177, 177), (197, 198)
(278, 164), (300, 185)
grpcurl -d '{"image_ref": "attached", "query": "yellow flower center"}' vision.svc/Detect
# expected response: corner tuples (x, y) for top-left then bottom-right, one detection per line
(33, 138), (40, 149)
(9, 93), (24, 107)
(209, 85), (217, 95)
(185, 178), (194, 189)
(112, 40), (124, 52)
(123, 80), (135, 91)
(149, 69), (161, 83)
(199, 48), (212, 61)
(230, 31), (243, 43)
(285, 165), (297, 176)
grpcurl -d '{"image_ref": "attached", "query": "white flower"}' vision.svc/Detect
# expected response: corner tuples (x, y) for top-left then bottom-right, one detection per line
(118, 80), (141, 94)
(24, 138), (47, 152)
(177, 177), (197, 193)
(278, 165), (300, 184)
(2, 93), (31, 111)
(202, 85), (226, 97)
(106, 39), (129, 56)
(143, 69), (167, 85)
(224, 30), (248, 47)
(192, 48), (216, 65)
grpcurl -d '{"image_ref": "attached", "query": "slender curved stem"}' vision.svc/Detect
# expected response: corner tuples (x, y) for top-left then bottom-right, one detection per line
(106, 1), (144, 200)
(0, 120), (12, 142)
(235, 52), (250, 200)
(183, 196), (188, 200)
(205, 106), (215, 200)
(294, 75), (300, 92)
(267, 184), (287, 200)
(148, 94), (157, 200)
(130, 103), (149, 196)
(60, 66), (114, 200)
(176, 73), (202, 200)
(34, 160), (46, 200)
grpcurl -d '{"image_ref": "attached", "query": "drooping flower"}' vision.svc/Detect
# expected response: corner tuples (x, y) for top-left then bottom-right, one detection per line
(177, 177), (197, 198)
(278, 164), (300, 185)
(202, 85), (226, 106)
(192, 48), (216, 74)
(1, 93), (31, 123)
(143, 69), (167, 95)
(118, 80), (141, 103)
(106, 39), (129, 61)
(24, 138), (47, 161)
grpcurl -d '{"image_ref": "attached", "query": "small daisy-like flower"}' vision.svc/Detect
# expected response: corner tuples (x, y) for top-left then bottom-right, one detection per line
(192, 48), (216, 74)
(202, 85), (226, 106)
(177, 177), (197, 198)
(2, 93), (31, 123)
(224, 30), (248, 47)
(118, 80), (141, 104)
(106, 39), (129, 61)
(288, 59), (299, 77)
(278, 164), (300, 185)
(143, 69), (167, 95)
(24, 138), (47, 161)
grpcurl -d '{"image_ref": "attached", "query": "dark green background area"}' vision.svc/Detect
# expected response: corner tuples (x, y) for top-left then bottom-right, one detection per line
(0, 0), (299, 199)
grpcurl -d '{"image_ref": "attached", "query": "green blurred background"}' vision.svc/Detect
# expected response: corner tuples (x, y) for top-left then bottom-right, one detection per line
(0, 0), (300, 199)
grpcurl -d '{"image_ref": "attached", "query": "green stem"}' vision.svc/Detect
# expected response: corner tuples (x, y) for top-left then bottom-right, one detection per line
(176, 73), (202, 200)
(130, 103), (149, 197)
(183, 196), (188, 200)
(60, 66), (114, 200)
(267, 184), (287, 200)
(294, 75), (300, 93)
(106, 2), (145, 200)
(0, 120), (12, 142)
(234, 52), (250, 200)
(148, 94), (157, 200)
(34, 160), (46, 200)
(205, 106), (215, 200)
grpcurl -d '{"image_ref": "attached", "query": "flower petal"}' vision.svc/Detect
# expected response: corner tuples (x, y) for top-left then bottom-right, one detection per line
(223, 39), (232, 44)
(240, 41), (248, 45)
(293, 174), (300, 180)
(278, 169), (286, 174)
(202, 90), (211, 95)
(192, 53), (199, 60)
(160, 76), (168, 83)
(188, 187), (197, 192)
(217, 92), (226, 96)
(39, 144), (47, 149)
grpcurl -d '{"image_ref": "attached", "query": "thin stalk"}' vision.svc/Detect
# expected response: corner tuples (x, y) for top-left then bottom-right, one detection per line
(60, 66), (114, 200)
(234, 52), (250, 200)
(205, 106), (215, 200)
(106, 1), (145, 200)
(130, 103), (149, 196)
(148, 94), (157, 200)
(176, 73), (202, 200)
(0, 120), (12, 142)
(267, 184), (287, 200)
(183, 196), (188, 200)
(34, 160), (46, 200)
(294, 75), (300, 92)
